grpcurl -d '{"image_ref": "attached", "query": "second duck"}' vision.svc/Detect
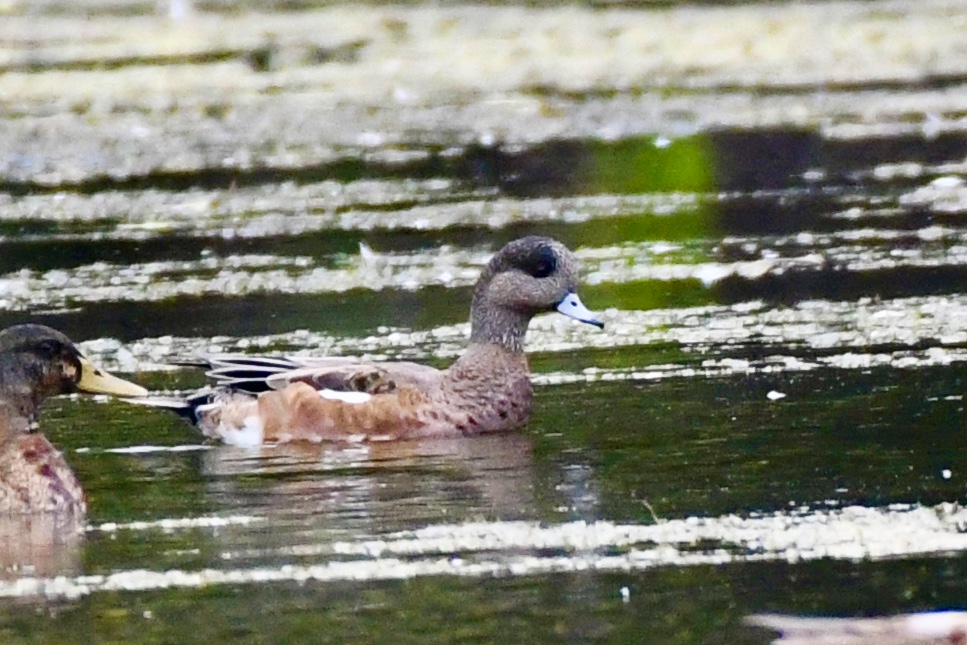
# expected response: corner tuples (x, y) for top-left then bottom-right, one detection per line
(134, 236), (603, 445)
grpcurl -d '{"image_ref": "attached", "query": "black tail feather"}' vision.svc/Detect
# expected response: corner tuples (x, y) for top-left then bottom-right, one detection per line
(169, 354), (304, 393)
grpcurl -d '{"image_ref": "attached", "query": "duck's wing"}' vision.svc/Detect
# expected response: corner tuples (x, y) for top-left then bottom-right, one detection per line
(266, 360), (442, 394)
(197, 355), (359, 393)
(128, 355), (445, 444)
(126, 354), (379, 422)
(187, 354), (441, 395)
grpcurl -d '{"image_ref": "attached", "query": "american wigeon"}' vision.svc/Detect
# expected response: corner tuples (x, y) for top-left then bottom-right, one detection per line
(0, 324), (148, 514)
(745, 611), (967, 644)
(136, 236), (603, 445)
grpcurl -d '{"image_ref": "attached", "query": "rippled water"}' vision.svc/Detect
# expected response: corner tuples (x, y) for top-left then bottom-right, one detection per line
(4, 1), (967, 644)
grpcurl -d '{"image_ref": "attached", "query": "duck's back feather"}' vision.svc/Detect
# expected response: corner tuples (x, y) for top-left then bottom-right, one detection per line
(194, 355), (441, 395)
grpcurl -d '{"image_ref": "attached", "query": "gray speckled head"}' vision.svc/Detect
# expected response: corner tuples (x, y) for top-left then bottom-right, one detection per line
(469, 237), (601, 351)
(0, 325), (84, 422)
(0, 324), (146, 436)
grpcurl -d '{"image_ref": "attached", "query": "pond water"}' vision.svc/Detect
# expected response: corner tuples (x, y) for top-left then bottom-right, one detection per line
(4, 1), (967, 644)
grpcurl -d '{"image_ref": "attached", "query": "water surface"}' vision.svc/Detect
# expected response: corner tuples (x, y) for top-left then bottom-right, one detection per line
(3, 1), (967, 643)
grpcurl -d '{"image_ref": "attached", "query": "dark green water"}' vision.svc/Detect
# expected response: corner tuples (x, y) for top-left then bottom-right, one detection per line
(5, 361), (966, 643)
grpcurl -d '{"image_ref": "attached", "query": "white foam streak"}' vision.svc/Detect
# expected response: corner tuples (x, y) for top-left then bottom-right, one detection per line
(101, 444), (211, 454)
(88, 515), (265, 533)
(6, 503), (965, 600)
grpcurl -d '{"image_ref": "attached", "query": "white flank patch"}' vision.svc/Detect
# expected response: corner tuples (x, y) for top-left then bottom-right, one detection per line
(218, 415), (264, 448)
(319, 389), (372, 404)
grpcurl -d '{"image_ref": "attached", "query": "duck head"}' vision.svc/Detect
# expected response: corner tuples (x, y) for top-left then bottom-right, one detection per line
(0, 324), (148, 428)
(469, 237), (603, 351)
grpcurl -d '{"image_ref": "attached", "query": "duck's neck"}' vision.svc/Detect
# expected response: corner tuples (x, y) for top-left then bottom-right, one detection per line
(0, 354), (50, 440)
(468, 303), (532, 354)
(0, 401), (32, 443)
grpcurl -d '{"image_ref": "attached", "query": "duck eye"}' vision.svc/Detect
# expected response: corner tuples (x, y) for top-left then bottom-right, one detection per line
(525, 246), (557, 278)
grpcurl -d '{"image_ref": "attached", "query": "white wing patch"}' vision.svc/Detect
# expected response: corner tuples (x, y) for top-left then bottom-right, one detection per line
(319, 389), (372, 404)
(216, 415), (265, 448)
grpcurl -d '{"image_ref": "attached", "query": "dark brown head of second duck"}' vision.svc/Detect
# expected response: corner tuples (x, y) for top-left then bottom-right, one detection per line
(0, 324), (147, 514)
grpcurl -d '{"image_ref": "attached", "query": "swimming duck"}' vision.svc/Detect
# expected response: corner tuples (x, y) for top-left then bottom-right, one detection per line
(136, 236), (604, 445)
(0, 324), (148, 514)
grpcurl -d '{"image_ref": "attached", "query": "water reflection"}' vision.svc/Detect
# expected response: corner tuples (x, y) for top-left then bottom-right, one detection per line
(200, 434), (541, 542)
(0, 514), (82, 581)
